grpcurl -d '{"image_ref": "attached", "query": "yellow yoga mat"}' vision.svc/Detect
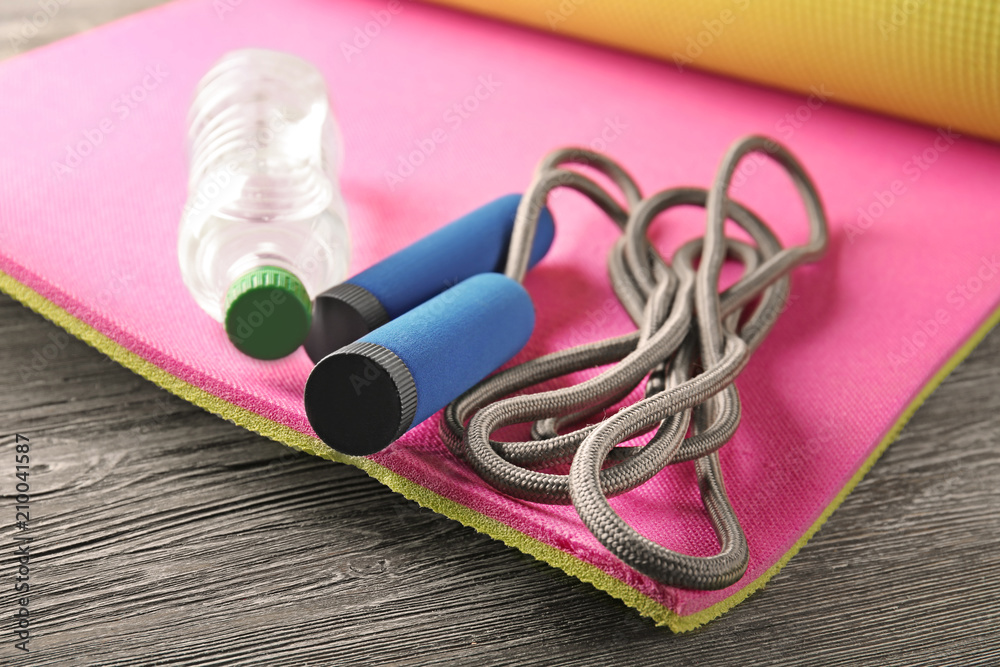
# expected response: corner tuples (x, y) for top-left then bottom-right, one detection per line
(424, 0), (1000, 143)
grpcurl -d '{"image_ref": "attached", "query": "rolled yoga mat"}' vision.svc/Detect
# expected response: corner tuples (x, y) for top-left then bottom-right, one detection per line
(424, 0), (1000, 143)
(1, 0), (999, 631)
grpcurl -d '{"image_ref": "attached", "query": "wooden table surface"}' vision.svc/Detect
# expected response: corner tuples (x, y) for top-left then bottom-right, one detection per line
(2, 2), (999, 665)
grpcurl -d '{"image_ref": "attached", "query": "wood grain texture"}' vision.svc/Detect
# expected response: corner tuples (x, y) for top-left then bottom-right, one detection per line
(1, 3), (999, 665)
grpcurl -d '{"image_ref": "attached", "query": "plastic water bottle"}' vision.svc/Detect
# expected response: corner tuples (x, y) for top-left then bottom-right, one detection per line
(178, 49), (351, 360)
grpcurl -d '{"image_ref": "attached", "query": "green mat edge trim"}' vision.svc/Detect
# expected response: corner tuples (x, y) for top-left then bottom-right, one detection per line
(3, 267), (998, 633)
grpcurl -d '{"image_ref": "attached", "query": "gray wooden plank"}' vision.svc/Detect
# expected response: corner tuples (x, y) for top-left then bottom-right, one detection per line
(0, 0), (167, 60)
(1, 2), (999, 665)
(1, 289), (998, 667)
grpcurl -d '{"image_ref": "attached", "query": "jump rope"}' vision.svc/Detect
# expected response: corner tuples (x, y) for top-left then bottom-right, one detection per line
(304, 135), (829, 590)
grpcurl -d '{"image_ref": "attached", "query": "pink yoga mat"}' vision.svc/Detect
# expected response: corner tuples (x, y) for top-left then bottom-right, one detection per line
(1, 0), (998, 630)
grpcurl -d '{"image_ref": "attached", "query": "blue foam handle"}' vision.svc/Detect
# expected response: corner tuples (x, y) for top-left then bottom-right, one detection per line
(349, 194), (554, 318)
(362, 272), (535, 428)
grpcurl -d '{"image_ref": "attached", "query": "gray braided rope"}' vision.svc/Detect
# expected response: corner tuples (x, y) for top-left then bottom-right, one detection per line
(441, 136), (828, 590)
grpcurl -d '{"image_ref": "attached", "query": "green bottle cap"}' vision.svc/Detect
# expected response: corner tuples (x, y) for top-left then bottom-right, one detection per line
(224, 266), (312, 360)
